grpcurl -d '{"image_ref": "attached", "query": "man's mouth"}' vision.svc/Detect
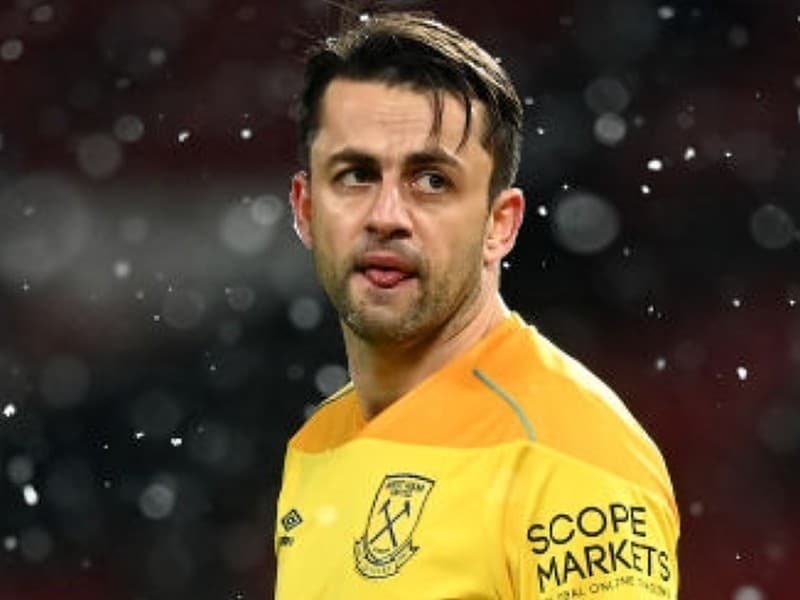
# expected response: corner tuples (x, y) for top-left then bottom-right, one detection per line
(362, 267), (413, 288)
(355, 252), (417, 289)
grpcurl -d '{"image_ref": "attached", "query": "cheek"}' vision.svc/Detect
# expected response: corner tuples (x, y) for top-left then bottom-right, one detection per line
(311, 211), (355, 260)
(427, 228), (483, 271)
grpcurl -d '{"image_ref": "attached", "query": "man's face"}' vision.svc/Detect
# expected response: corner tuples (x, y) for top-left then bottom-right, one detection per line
(292, 79), (499, 346)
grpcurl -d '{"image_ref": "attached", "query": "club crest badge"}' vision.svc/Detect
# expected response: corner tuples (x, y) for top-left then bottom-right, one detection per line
(354, 473), (435, 579)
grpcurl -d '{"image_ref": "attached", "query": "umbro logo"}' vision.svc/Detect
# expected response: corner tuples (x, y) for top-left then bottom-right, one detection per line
(278, 508), (303, 549)
(281, 508), (303, 533)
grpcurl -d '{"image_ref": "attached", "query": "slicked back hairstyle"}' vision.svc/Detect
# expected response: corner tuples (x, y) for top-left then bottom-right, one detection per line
(296, 11), (523, 199)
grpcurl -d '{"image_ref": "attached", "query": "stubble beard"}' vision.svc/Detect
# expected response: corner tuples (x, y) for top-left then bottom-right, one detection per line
(312, 241), (485, 348)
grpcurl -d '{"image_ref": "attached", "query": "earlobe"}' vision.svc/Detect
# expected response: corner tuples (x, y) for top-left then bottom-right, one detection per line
(485, 188), (525, 265)
(290, 172), (313, 248)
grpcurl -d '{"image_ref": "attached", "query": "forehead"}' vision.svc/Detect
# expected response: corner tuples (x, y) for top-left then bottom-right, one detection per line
(311, 79), (487, 160)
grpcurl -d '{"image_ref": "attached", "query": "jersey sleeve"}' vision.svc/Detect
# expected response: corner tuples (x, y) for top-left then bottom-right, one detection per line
(505, 445), (679, 600)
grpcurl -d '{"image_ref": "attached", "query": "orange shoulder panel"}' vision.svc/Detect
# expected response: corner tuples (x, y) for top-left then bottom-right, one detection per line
(290, 384), (364, 453)
(476, 317), (676, 509)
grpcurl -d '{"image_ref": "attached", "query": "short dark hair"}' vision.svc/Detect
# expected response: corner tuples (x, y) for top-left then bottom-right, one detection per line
(296, 11), (523, 198)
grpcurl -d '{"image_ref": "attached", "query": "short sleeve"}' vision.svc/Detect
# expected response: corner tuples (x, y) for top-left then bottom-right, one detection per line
(505, 445), (679, 600)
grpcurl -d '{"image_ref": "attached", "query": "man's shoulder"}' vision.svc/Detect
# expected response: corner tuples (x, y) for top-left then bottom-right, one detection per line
(477, 315), (673, 498)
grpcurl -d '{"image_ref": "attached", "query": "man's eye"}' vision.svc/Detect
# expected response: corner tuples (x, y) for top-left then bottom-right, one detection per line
(413, 172), (450, 194)
(336, 168), (374, 186)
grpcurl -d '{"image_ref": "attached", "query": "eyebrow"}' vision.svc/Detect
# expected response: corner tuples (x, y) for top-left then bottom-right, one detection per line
(406, 148), (463, 170)
(324, 147), (464, 172)
(324, 149), (379, 173)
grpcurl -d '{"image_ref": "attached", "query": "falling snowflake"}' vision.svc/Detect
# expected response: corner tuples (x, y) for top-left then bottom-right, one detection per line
(733, 584), (765, 600)
(657, 5), (676, 20)
(113, 260), (131, 279)
(689, 501), (704, 517)
(22, 484), (39, 506)
(31, 4), (55, 23)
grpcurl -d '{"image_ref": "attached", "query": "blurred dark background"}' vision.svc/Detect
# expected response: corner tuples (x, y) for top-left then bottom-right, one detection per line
(0, 0), (798, 598)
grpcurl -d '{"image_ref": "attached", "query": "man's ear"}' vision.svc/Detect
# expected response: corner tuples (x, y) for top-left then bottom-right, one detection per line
(484, 187), (525, 266)
(290, 171), (313, 249)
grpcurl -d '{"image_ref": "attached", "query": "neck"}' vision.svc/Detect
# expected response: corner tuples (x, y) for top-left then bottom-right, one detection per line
(342, 286), (510, 421)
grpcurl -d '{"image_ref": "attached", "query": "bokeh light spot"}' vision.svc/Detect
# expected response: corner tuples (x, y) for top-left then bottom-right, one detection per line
(551, 191), (620, 254)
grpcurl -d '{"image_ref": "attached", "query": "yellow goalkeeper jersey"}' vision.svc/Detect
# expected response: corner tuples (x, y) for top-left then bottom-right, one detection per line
(275, 313), (679, 599)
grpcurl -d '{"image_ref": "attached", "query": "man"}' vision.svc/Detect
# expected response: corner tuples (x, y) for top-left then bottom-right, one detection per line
(275, 11), (679, 599)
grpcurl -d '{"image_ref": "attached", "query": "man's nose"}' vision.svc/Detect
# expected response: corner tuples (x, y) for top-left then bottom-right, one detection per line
(365, 181), (412, 239)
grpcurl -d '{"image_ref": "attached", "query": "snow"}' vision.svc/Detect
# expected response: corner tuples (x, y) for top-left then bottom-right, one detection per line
(657, 6), (676, 20)
(114, 115), (146, 143)
(0, 39), (24, 61)
(30, 4), (55, 23)
(594, 113), (627, 146)
(113, 260), (132, 279)
(22, 484), (39, 507)
(733, 584), (764, 600)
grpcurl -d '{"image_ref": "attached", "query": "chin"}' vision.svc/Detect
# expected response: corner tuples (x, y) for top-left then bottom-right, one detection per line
(344, 310), (424, 345)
